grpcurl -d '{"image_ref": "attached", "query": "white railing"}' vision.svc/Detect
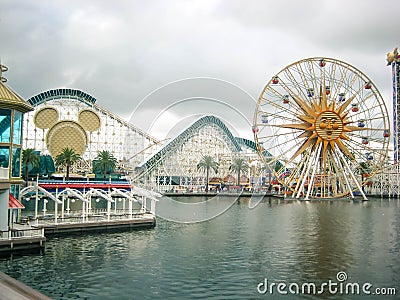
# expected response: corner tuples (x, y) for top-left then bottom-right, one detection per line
(0, 227), (44, 240)
(29, 209), (149, 225)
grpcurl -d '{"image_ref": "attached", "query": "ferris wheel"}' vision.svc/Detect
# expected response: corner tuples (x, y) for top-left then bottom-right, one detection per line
(253, 57), (390, 199)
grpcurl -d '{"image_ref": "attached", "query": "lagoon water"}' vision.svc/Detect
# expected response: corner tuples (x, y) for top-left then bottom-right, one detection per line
(1, 197), (399, 299)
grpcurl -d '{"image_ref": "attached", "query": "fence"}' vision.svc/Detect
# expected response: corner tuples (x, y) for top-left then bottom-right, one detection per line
(0, 227), (45, 240)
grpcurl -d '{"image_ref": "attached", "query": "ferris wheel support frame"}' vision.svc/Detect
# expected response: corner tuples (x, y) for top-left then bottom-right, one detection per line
(305, 143), (322, 200)
(335, 144), (367, 200)
(331, 147), (353, 198)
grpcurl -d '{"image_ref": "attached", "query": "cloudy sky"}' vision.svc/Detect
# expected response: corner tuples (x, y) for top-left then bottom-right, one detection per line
(1, 0), (398, 140)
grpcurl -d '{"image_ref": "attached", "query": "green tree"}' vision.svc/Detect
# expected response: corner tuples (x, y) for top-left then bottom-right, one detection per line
(93, 150), (118, 180)
(55, 147), (81, 180)
(22, 148), (39, 181)
(197, 155), (219, 192)
(229, 158), (249, 186)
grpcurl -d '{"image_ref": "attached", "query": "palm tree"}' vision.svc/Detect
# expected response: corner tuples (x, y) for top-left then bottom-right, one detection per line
(197, 155), (219, 192)
(22, 148), (39, 181)
(55, 147), (81, 180)
(229, 158), (249, 187)
(93, 150), (118, 180)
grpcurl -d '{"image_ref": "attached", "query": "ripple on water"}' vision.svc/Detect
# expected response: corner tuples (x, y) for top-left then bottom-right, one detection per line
(0, 198), (399, 299)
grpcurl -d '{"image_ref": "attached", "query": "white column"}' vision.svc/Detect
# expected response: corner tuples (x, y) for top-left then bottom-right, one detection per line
(129, 198), (132, 219)
(88, 194), (92, 214)
(107, 200), (111, 221)
(82, 199), (85, 222)
(142, 195), (146, 211)
(42, 199), (47, 216)
(66, 197), (70, 214)
(61, 195), (65, 220)
(150, 199), (156, 215)
(35, 187), (39, 225)
(55, 187), (58, 224)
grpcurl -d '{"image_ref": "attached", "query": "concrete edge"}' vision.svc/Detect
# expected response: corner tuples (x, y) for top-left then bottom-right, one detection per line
(0, 271), (52, 300)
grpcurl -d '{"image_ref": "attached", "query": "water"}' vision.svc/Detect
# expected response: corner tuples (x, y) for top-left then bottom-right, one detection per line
(1, 197), (399, 299)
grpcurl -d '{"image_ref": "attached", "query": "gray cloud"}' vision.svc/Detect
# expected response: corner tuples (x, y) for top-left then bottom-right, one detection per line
(1, 0), (397, 139)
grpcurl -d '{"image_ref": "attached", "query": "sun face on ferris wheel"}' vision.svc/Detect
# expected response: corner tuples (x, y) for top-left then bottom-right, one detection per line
(285, 85), (362, 164)
(253, 57), (390, 199)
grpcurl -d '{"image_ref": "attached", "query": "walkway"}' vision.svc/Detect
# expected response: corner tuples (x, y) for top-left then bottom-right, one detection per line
(0, 271), (51, 300)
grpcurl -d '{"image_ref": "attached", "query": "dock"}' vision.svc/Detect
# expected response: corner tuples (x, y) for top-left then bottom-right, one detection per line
(32, 213), (156, 236)
(0, 227), (45, 256)
(1, 211), (156, 255)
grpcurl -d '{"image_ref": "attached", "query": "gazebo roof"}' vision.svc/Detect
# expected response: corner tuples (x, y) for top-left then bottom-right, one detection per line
(0, 82), (34, 113)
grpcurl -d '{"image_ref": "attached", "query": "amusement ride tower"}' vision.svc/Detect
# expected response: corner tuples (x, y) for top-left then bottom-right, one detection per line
(387, 48), (400, 163)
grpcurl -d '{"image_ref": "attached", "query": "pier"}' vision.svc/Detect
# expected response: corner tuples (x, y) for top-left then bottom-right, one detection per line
(0, 227), (45, 256)
(0, 181), (160, 255)
(32, 212), (156, 236)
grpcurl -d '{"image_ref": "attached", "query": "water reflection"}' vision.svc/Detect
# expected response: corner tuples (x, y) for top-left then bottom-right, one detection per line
(291, 202), (354, 283)
(0, 198), (399, 299)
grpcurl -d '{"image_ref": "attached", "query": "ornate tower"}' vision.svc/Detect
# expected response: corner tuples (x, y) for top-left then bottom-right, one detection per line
(387, 48), (400, 163)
